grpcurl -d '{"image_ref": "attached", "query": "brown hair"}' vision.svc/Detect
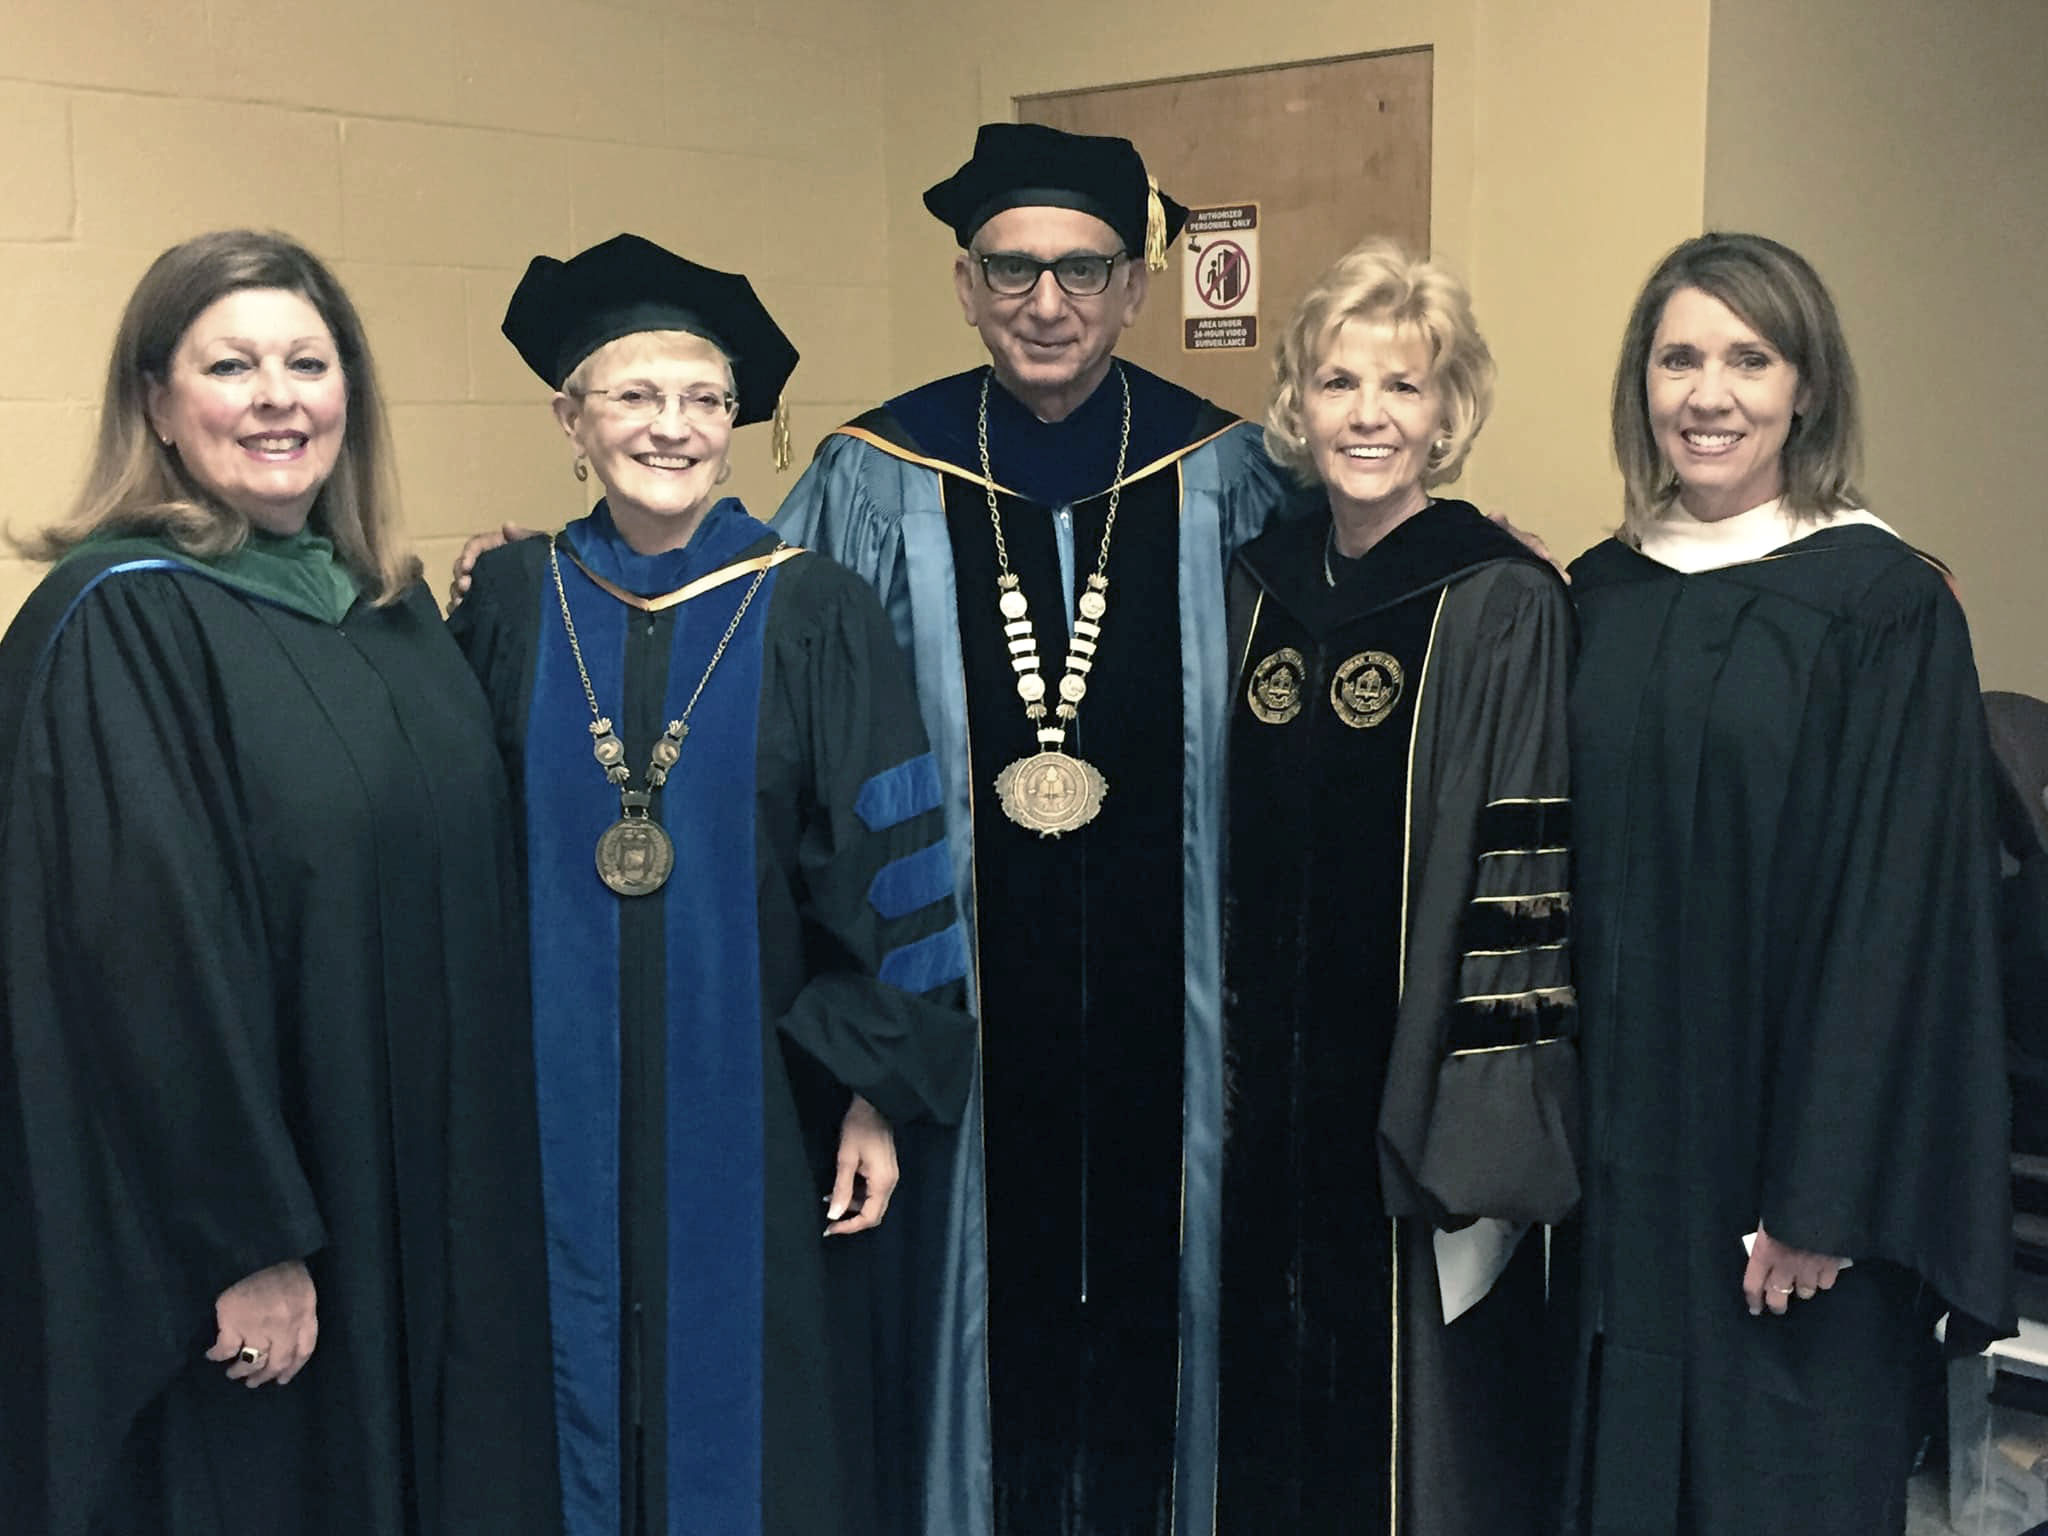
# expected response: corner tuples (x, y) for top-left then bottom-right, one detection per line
(1265, 238), (1495, 490)
(1612, 231), (1863, 538)
(18, 229), (418, 603)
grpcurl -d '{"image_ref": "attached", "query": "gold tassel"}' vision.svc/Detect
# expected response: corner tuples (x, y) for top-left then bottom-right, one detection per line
(1144, 174), (1168, 273)
(772, 394), (792, 472)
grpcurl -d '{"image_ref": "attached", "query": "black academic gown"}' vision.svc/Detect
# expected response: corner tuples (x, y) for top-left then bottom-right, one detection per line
(1567, 525), (2015, 1536)
(0, 549), (559, 1536)
(1219, 503), (1578, 1535)
(776, 364), (1295, 1536)
(449, 498), (976, 1536)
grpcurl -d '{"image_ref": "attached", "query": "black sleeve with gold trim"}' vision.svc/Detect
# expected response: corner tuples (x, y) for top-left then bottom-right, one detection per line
(1382, 556), (1583, 1227)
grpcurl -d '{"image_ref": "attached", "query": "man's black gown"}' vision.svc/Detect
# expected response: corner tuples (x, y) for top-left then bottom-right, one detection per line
(776, 363), (1293, 1535)
(0, 549), (559, 1536)
(1568, 525), (2015, 1536)
(449, 498), (976, 1536)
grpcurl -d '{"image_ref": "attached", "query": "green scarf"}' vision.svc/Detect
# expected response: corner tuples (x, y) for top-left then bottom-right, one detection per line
(67, 525), (362, 625)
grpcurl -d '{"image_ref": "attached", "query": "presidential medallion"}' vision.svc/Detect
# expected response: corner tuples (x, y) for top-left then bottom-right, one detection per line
(995, 751), (1107, 837)
(596, 813), (675, 896)
(976, 369), (1128, 841)
(1331, 650), (1404, 729)
(1248, 647), (1307, 725)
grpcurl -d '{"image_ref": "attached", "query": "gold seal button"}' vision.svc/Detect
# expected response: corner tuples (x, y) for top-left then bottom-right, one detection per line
(1331, 650), (1403, 728)
(1247, 646), (1307, 725)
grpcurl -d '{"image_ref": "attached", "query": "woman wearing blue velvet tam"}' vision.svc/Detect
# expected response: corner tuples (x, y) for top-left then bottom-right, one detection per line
(449, 233), (976, 1536)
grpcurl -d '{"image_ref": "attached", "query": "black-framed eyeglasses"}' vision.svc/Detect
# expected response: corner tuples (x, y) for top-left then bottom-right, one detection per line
(973, 250), (1127, 298)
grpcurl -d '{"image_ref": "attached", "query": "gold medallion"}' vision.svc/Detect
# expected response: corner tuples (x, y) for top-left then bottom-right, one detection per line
(596, 814), (675, 896)
(976, 369), (1129, 840)
(550, 534), (778, 902)
(995, 751), (1108, 837)
(1247, 647), (1307, 725)
(1331, 650), (1404, 729)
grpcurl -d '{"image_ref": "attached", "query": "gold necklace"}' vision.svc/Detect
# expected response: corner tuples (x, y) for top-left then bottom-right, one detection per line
(547, 533), (780, 895)
(978, 365), (1129, 837)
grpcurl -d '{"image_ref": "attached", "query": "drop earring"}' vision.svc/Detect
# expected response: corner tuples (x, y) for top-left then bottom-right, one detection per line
(572, 454), (589, 483)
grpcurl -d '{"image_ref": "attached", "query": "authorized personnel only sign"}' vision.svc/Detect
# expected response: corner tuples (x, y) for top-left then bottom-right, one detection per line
(1182, 203), (1260, 351)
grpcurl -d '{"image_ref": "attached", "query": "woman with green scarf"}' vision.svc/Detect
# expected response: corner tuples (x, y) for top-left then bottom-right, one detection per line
(0, 230), (557, 1536)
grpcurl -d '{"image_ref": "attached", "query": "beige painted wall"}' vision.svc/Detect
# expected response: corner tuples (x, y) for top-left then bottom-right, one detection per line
(876, 0), (1713, 566)
(20, 0), (2033, 694)
(0, 0), (890, 622)
(1704, 0), (2048, 696)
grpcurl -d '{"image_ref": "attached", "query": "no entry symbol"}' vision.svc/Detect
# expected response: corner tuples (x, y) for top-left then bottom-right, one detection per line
(1197, 240), (1251, 310)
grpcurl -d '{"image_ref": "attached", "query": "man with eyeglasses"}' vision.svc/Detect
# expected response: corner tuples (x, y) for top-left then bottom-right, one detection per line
(774, 121), (1293, 1536)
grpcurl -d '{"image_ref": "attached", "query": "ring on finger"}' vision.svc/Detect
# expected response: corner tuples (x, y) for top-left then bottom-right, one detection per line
(236, 1345), (270, 1368)
(1770, 1284), (1794, 1296)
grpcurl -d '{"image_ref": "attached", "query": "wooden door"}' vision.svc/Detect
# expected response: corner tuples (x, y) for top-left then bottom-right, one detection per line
(1021, 49), (1432, 424)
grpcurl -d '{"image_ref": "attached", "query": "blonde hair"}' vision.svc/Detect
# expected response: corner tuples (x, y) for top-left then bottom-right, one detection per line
(16, 229), (418, 604)
(1265, 239), (1495, 489)
(1612, 232), (1863, 539)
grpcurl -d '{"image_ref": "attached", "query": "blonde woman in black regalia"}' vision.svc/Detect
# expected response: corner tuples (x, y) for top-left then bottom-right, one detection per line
(447, 234), (975, 1536)
(1566, 232), (2013, 1536)
(1217, 239), (1578, 1534)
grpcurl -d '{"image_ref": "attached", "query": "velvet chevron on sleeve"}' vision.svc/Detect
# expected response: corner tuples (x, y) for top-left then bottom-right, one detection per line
(451, 497), (973, 1536)
(772, 361), (1294, 1536)
(1217, 502), (1576, 1536)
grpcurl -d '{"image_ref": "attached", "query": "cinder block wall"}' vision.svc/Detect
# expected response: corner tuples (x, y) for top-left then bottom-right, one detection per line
(1704, 0), (2048, 697)
(0, 0), (890, 621)
(878, 0), (1716, 571)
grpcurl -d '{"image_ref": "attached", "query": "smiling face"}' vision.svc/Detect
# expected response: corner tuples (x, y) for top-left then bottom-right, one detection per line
(145, 287), (348, 535)
(555, 332), (735, 554)
(953, 205), (1147, 422)
(1646, 285), (1806, 522)
(1300, 317), (1443, 537)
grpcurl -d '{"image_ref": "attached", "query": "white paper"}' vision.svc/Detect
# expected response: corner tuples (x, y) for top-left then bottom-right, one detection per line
(1435, 1218), (1531, 1323)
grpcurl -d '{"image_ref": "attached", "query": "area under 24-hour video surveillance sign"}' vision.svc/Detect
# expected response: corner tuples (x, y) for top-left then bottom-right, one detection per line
(1182, 202), (1260, 351)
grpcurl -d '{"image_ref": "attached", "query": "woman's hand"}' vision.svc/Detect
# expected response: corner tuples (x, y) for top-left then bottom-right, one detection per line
(825, 1095), (898, 1237)
(446, 522), (537, 609)
(207, 1259), (319, 1387)
(1742, 1224), (1845, 1316)
(1484, 509), (1567, 581)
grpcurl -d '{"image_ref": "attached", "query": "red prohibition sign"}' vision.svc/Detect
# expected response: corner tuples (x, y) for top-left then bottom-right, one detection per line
(1197, 239), (1251, 311)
